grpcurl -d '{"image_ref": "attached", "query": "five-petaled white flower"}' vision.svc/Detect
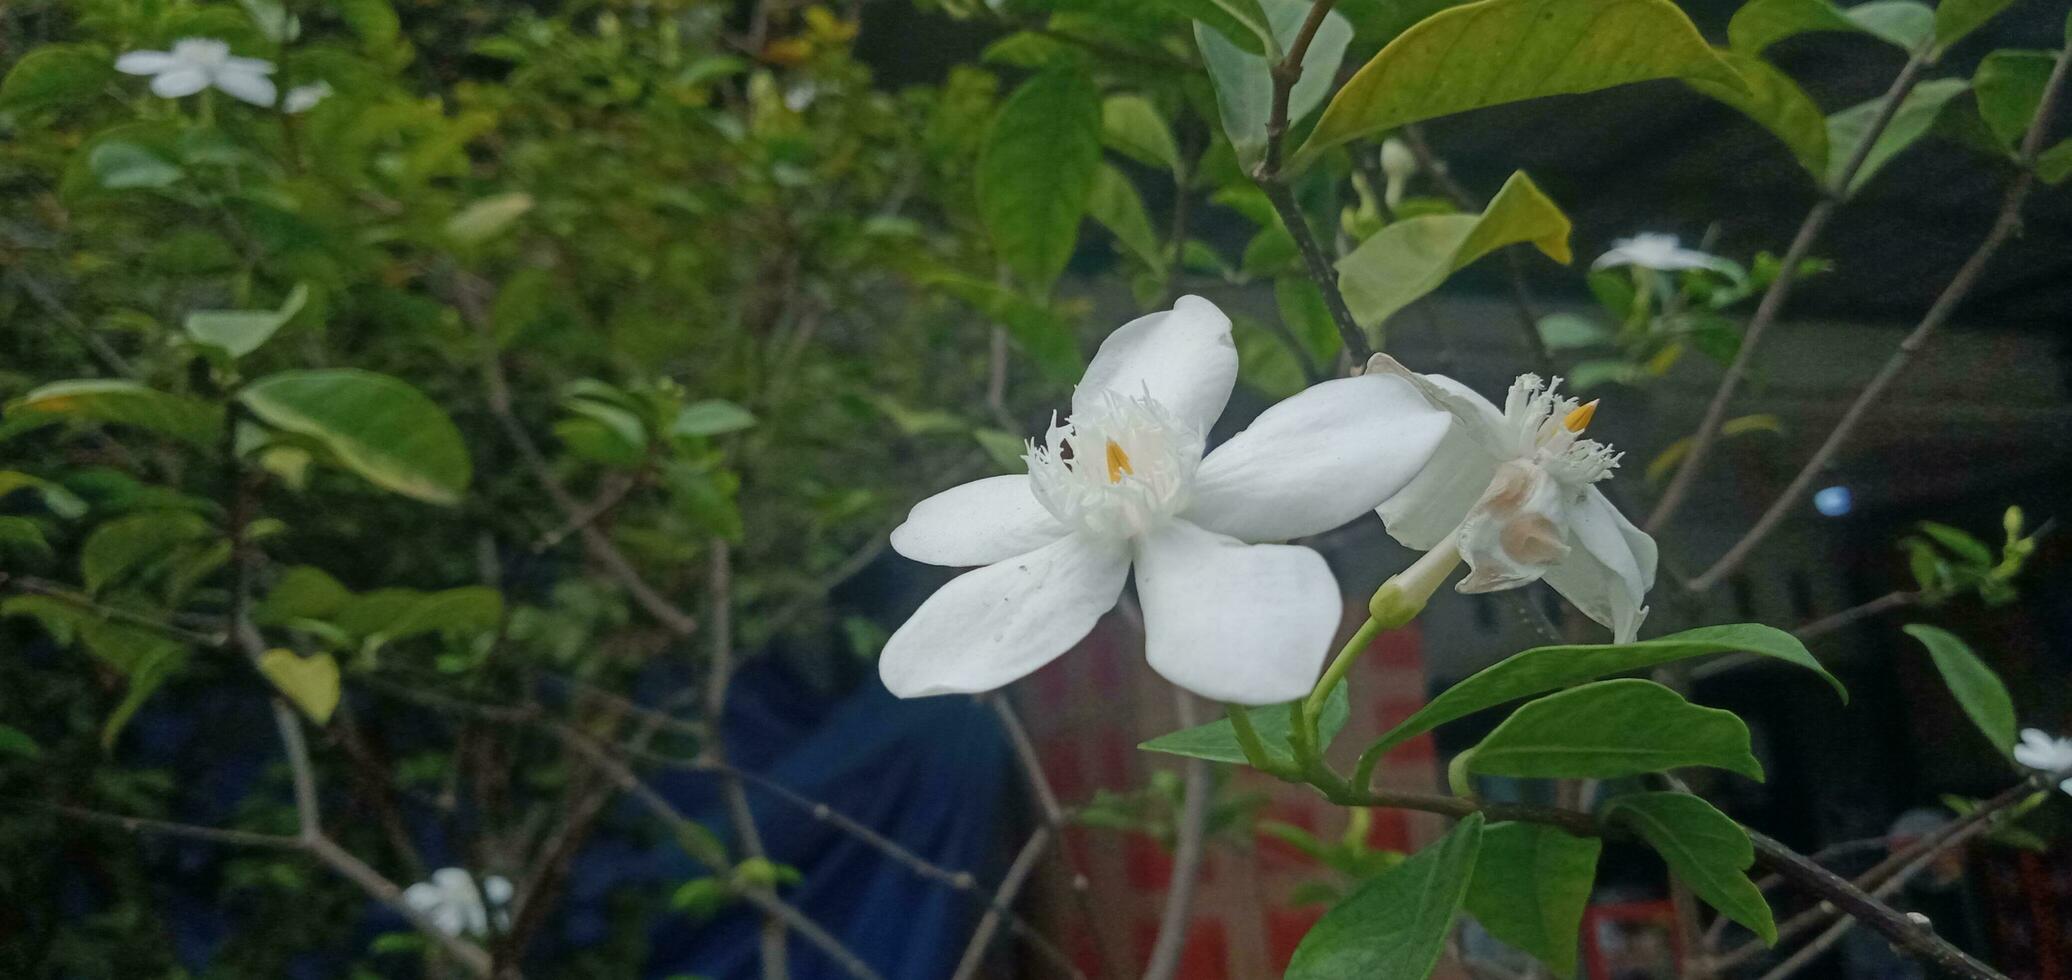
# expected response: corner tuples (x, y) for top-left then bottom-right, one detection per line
(879, 296), (1450, 705)
(1367, 356), (1658, 643)
(1591, 233), (1737, 277)
(2013, 728), (2072, 795)
(116, 38), (277, 106)
(282, 80), (333, 114)
(402, 867), (513, 938)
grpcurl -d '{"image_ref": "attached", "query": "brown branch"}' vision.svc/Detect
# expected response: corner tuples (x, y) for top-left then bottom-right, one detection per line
(20, 800), (300, 850)
(950, 826), (1055, 980)
(1792, 590), (1921, 641)
(702, 540), (789, 978)
(1142, 691), (1212, 980)
(1746, 828), (2006, 980)
(1647, 45), (1935, 534)
(1690, 43), (2070, 591)
(986, 693), (1116, 979)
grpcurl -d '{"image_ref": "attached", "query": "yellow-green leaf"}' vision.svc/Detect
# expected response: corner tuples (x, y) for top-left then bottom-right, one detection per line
(446, 192), (534, 246)
(1932, 0), (2016, 51)
(1298, 0), (1742, 163)
(976, 68), (1103, 292)
(1827, 78), (1970, 194)
(9, 380), (223, 450)
(1688, 51), (1830, 180)
(1727, 0), (1932, 55)
(1335, 171), (1570, 329)
(1086, 165), (1167, 274)
(1101, 94), (1181, 172)
(259, 648), (341, 725)
(1197, 0), (1354, 169)
(1974, 50), (2057, 150)
(238, 369), (471, 506)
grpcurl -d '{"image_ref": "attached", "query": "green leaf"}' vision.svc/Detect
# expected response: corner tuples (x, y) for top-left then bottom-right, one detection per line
(671, 400), (758, 438)
(258, 649), (341, 725)
(0, 43), (114, 114)
(184, 284), (309, 359)
(1140, 681), (1349, 768)
(1904, 624), (2017, 755)
(1101, 94), (1181, 172)
(445, 192), (534, 246)
(339, 0), (402, 49)
(1915, 520), (1993, 567)
(1606, 792), (1776, 944)
(1974, 50), (2056, 150)
(1086, 165), (1167, 273)
(1932, 0), (2015, 50)
(336, 587), (503, 643)
(0, 516), (53, 563)
(1464, 823), (1601, 978)
(101, 641), (187, 750)
(81, 510), (214, 594)
(1688, 50), (1830, 180)
(1827, 78), (1970, 195)
(1727, 0), (1932, 54)
(1335, 171), (1571, 328)
(971, 428), (1028, 471)
(1287, 813), (1484, 979)
(1157, 0), (1275, 51)
(1196, 0), (1354, 170)
(1536, 312), (1614, 351)
(256, 566), (354, 626)
(1275, 276), (1342, 362)
(0, 724), (43, 760)
(0, 472), (87, 519)
(977, 68), (1104, 291)
(2038, 138), (2072, 183)
(238, 370), (471, 506)
(1466, 679), (1763, 780)
(1367, 624), (1843, 758)
(1298, 0), (1741, 163)
(89, 140), (183, 190)
(10, 380), (223, 449)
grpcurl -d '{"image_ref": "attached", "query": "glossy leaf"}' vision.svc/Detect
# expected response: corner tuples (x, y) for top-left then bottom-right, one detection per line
(255, 565), (353, 626)
(1827, 78), (1970, 194)
(238, 369), (472, 506)
(1932, 0), (2016, 51)
(185, 283), (309, 359)
(0, 43), (113, 114)
(1196, 0), (1354, 169)
(259, 649), (342, 725)
(81, 510), (214, 594)
(1464, 823), (1601, 978)
(1140, 681), (1349, 768)
(1367, 624), (1842, 757)
(1335, 171), (1571, 328)
(1688, 50), (1830, 179)
(1086, 165), (1167, 273)
(446, 192), (534, 245)
(1101, 94), (1181, 172)
(1606, 792), (1776, 944)
(9, 380), (223, 449)
(1904, 624), (2017, 755)
(976, 68), (1103, 291)
(1974, 50), (2056, 150)
(1299, 0), (1741, 162)
(0, 516), (54, 563)
(1287, 813), (1484, 979)
(335, 586), (504, 643)
(1466, 679), (1763, 780)
(1727, 0), (1933, 54)
(89, 141), (182, 190)
(671, 400), (758, 438)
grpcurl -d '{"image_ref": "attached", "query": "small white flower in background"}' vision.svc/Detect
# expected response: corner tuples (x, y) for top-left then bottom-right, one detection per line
(402, 868), (513, 938)
(1368, 355), (1658, 643)
(115, 38), (277, 106)
(2013, 728), (2072, 794)
(1591, 233), (1738, 277)
(282, 80), (332, 114)
(879, 296), (1451, 705)
(1378, 137), (1417, 210)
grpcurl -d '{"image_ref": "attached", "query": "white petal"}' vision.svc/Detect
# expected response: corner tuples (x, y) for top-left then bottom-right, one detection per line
(211, 66), (277, 106)
(1135, 520), (1341, 705)
(402, 881), (444, 914)
(483, 876), (514, 905)
(282, 81), (331, 113)
(148, 67), (210, 98)
(1186, 373), (1450, 542)
(1073, 295), (1237, 444)
(1455, 460), (1571, 594)
(889, 475), (1070, 567)
(115, 50), (176, 75)
(1376, 422), (1498, 550)
(223, 55), (277, 75)
(1542, 486), (1657, 643)
(879, 533), (1129, 698)
(1364, 355), (1514, 459)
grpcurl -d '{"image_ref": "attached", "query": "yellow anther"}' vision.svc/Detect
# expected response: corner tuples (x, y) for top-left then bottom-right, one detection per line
(1563, 400), (1599, 433)
(1104, 439), (1134, 483)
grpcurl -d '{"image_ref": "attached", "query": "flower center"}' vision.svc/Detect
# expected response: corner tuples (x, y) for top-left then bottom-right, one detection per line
(1026, 391), (1198, 540)
(1499, 374), (1622, 485)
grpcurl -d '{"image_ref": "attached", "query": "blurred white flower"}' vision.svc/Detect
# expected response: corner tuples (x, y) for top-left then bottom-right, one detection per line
(1591, 233), (1736, 276)
(282, 80), (332, 114)
(2014, 728), (2072, 795)
(1369, 356), (1658, 643)
(402, 868), (513, 937)
(115, 38), (277, 106)
(1378, 137), (1417, 209)
(879, 296), (1450, 705)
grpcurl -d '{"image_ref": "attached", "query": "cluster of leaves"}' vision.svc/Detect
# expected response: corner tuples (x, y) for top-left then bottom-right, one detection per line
(1902, 506), (2044, 606)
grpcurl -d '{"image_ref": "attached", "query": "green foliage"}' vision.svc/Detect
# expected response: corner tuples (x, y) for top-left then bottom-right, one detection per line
(1689, 50), (1831, 180)
(1932, 0), (2019, 51)
(1904, 624), (2018, 755)
(1463, 823), (1600, 978)
(1901, 509), (2038, 605)
(977, 68), (1104, 291)
(1727, 0), (1932, 55)
(1140, 680), (1350, 768)
(257, 649), (342, 725)
(184, 285), (309, 361)
(237, 370), (472, 506)
(1287, 813), (1484, 979)
(1974, 50), (2058, 150)
(1462, 679), (1764, 781)
(1606, 792), (1777, 944)
(1335, 170), (1571, 330)
(1828, 79), (1973, 194)
(10, 380), (223, 449)
(1298, 0), (1741, 163)
(1196, 0), (1353, 169)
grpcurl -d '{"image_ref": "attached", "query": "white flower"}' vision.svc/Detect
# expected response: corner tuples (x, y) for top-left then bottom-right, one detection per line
(2014, 728), (2072, 795)
(1368, 356), (1658, 643)
(1378, 138), (1417, 210)
(1591, 233), (1737, 276)
(282, 81), (332, 114)
(402, 868), (513, 938)
(115, 38), (277, 106)
(879, 296), (1450, 705)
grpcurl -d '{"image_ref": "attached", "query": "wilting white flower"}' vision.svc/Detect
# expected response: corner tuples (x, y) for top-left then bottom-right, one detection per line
(1591, 233), (1737, 276)
(282, 80), (332, 114)
(1368, 356), (1657, 643)
(115, 38), (277, 106)
(2014, 728), (2072, 795)
(402, 868), (513, 937)
(880, 297), (1450, 705)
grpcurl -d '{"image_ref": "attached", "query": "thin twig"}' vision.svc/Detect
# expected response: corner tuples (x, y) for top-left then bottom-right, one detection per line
(986, 693), (1116, 979)
(950, 827), (1053, 980)
(1647, 45), (1935, 534)
(17, 800), (300, 849)
(1746, 828), (2006, 980)
(1690, 43), (2070, 590)
(703, 540), (789, 979)
(1793, 590), (1922, 641)
(1142, 691), (1212, 980)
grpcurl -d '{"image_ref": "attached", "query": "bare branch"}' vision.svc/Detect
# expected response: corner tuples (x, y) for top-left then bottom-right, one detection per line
(1142, 691), (1212, 980)
(1746, 828), (2005, 980)
(702, 539), (791, 978)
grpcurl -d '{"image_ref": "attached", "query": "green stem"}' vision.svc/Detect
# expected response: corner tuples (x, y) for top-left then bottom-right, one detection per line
(1225, 703), (1285, 777)
(1301, 615), (1382, 736)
